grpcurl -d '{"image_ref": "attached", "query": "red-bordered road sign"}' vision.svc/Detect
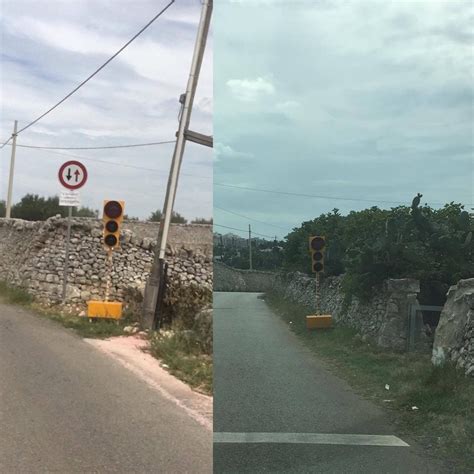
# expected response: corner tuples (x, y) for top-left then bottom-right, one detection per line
(58, 160), (88, 190)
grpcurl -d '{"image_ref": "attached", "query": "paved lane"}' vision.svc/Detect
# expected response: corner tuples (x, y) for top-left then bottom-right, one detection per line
(0, 303), (211, 473)
(214, 292), (443, 473)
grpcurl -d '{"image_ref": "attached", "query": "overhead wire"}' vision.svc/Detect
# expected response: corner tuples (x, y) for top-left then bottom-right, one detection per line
(213, 224), (276, 240)
(14, 140), (176, 150)
(214, 205), (290, 231)
(214, 182), (458, 207)
(21, 146), (212, 180)
(14, 0), (175, 136)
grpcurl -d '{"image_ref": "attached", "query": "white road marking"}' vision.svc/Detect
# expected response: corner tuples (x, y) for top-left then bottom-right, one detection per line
(214, 432), (409, 447)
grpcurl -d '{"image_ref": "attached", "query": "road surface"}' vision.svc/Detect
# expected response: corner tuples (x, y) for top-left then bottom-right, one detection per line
(214, 292), (444, 473)
(0, 302), (211, 473)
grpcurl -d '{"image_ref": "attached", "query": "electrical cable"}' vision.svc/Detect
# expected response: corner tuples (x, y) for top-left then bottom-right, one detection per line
(22, 146), (212, 180)
(15, 140), (176, 150)
(214, 182), (457, 207)
(15, 0), (175, 136)
(215, 205), (290, 231)
(213, 223), (276, 239)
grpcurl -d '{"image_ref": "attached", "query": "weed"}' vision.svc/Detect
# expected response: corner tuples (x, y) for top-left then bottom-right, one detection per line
(149, 330), (212, 395)
(266, 292), (474, 473)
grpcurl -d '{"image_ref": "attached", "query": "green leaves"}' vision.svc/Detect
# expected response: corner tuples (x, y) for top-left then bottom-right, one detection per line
(282, 201), (473, 301)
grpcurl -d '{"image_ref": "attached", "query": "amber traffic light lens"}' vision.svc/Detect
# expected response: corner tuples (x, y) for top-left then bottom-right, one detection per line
(104, 201), (123, 219)
(104, 234), (118, 247)
(313, 262), (324, 272)
(313, 251), (323, 261)
(105, 220), (118, 232)
(310, 237), (325, 251)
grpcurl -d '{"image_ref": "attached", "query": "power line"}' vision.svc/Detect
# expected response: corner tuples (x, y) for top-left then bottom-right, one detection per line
(22, 146), (212, 180)
(15, 0), (175, 136)
(213, 223), (275, 239)
(15, 140), (176, 150)
(0, 136), (12, 150)
(214, 205), (290, 231)
(214, 182), (457, 207)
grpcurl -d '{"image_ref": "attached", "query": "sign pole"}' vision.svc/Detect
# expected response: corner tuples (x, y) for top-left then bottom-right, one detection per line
(62, 206), (73, 302)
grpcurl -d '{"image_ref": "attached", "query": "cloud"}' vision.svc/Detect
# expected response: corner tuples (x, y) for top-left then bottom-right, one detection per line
(226, 77), (275, 102)
(214, 143), (253, 162)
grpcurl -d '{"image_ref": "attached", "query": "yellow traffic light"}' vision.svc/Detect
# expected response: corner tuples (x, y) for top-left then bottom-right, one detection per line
(103, 200), (125, 249)
(309, 235), (326, 273)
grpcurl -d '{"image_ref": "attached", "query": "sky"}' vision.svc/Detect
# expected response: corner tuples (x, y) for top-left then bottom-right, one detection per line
(0, 0), (212, 221)
(214, 0), (473, 240)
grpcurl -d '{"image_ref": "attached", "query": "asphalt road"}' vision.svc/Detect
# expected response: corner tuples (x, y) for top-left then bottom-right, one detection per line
(214, 292), (444, 474)
(0, 302), (211, 473)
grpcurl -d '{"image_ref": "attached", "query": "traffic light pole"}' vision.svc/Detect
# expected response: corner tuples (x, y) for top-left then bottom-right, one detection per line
(5, 120), (18, 218)
(315, 272), (321, 315)
(142, 0), (212, 330)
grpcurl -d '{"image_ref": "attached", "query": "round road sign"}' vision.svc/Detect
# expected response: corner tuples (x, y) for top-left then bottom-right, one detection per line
(58, 161), (88, 190)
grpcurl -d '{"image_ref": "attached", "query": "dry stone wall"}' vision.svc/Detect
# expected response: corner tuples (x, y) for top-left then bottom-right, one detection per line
(214, 262), (422, 352)
(432, 278), (474, 376)
(0, 217), (212, 314)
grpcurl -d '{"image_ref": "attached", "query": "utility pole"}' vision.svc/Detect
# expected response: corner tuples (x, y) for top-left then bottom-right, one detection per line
(248, 224), (253, 270)
(142, 0), (213, 330)
(6, 120), (18, 218)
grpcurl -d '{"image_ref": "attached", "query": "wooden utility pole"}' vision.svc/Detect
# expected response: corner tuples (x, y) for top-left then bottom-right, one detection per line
(142, 0), (213, 330)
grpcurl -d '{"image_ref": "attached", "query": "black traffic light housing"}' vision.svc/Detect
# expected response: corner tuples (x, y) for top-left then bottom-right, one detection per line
(103, 200), (125, 249)
(309, 236), (326, 273)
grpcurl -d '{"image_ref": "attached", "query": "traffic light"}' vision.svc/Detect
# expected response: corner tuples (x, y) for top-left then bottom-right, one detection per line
(309, 236), (326, 273)
(103, 200), (125, 249)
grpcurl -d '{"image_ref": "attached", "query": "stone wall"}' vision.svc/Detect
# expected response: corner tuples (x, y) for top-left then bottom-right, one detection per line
(214, 262), (422, 351)
(213, 261), (276, 292)
(272, 272), (422, 352)
(432, 278), (474, 376)
(0, 217), (212, 313)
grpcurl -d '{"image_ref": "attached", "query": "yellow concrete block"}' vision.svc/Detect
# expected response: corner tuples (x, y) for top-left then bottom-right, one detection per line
(306, 314), (332, 329)
(87, 300), (122, 319)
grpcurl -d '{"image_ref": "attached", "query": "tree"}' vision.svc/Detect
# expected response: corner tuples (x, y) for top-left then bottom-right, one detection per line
(282, 200), (473, 303)
(192, 217), (213, 224)
(0, 200), (5, 218)
(8, 194), (97, 221)
(148, 209), (187, 224)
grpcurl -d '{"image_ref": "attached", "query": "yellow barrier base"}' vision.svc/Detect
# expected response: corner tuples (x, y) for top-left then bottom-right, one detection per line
(306, 314), (332, 329)
(87, 300), (122, 320)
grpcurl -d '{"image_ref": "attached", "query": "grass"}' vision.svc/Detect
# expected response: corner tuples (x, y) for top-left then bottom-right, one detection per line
(266, 292), (474, 473)
(0, 280), (212, 395)
(0, 280), (130, 338)
(149, 330), (213, 395)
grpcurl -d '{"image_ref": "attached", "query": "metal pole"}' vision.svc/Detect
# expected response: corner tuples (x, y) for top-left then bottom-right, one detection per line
(6, 120), (18, 218)
(142, 0), (213, 330)
(61, 206), (72, 302)
(248, 224), (253, 270)
(315, 272), (320, 315)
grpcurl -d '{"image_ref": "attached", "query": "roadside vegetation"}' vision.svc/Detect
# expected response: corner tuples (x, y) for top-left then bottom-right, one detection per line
(267, 293), (474, 473)
(0, 281), (128, 338)
(149, 330), (212, 395)
(148, 281), (213, 395)
(0, 280), (213, 394)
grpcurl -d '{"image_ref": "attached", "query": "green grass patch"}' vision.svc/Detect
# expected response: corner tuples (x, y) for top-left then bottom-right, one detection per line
(0, 281), (34, 305)
(266, 292), (474, 473)
(0, 280), (129, 339)
(149, 330), (212, 395)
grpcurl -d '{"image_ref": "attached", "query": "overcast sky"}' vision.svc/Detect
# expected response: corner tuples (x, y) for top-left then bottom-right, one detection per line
(214, 0), (473, 240)
(0, 0), (212, 221)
